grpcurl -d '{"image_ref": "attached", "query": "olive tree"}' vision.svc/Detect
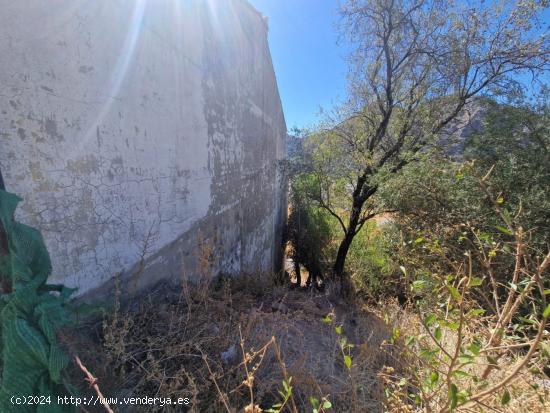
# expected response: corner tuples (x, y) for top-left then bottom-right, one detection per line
(306, 0), (550, 283)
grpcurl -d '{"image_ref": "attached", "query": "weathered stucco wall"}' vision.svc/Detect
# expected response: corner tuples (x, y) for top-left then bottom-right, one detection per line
(0, 0), (286, 297)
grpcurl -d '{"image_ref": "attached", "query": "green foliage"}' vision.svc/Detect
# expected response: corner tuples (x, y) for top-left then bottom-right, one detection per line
(380, 192), (549, 410)
(392, 237), (548, 410)
(382, 98), (549, 237)
(266, 378), (293, 413)
(379, 152), (483, 236)
(0, 190), (76, 412)
(324, 316), (355, 372)
(373, 95), (550, 411)
(286, 173), (333, 277)
(309, 396), (332, 413)
(290, 168), (399, 294)
(339, 221), (397, 296)
(292, 174), (333, 251)
(379, 96), (550, 302)
(464, 100), (550, 249)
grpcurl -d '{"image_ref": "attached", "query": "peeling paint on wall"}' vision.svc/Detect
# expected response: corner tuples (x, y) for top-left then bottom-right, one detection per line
(0, 0), (286, 297)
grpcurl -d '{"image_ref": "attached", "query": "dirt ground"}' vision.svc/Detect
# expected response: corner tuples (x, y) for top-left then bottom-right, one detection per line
(65, 277), (398, 412)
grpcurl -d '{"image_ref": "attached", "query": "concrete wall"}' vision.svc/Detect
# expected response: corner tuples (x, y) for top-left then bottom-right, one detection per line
(0, 0), (286, 297)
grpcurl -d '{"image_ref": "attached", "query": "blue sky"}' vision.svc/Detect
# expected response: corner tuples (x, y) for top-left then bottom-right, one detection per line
(248, 0), (349, 130)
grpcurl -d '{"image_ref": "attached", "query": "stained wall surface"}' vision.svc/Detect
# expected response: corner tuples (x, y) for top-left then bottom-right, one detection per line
(0, 0), (286, 296)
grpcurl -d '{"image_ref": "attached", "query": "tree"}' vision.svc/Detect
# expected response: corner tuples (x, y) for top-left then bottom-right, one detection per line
(285, 180), (330, 289)
(305, 0), (550, 284)
(463, 94), (550, 249)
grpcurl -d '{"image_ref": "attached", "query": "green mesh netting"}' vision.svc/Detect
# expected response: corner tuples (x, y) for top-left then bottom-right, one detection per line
(0, 189), (76, 412)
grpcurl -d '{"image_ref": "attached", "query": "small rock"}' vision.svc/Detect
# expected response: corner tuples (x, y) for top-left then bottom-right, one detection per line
(221, 344), (237, 364)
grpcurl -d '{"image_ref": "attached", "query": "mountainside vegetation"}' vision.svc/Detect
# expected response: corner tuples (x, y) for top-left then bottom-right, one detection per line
(281, 0), (550, 410)
(284, 78), (550, 413)
(301, 0), (549, 287)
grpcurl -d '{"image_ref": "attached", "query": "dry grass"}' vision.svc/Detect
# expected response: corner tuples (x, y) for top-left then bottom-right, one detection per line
(67, 274), (398, 413)
(63, 226), (549, 413)
(64, 277), (549, 412)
